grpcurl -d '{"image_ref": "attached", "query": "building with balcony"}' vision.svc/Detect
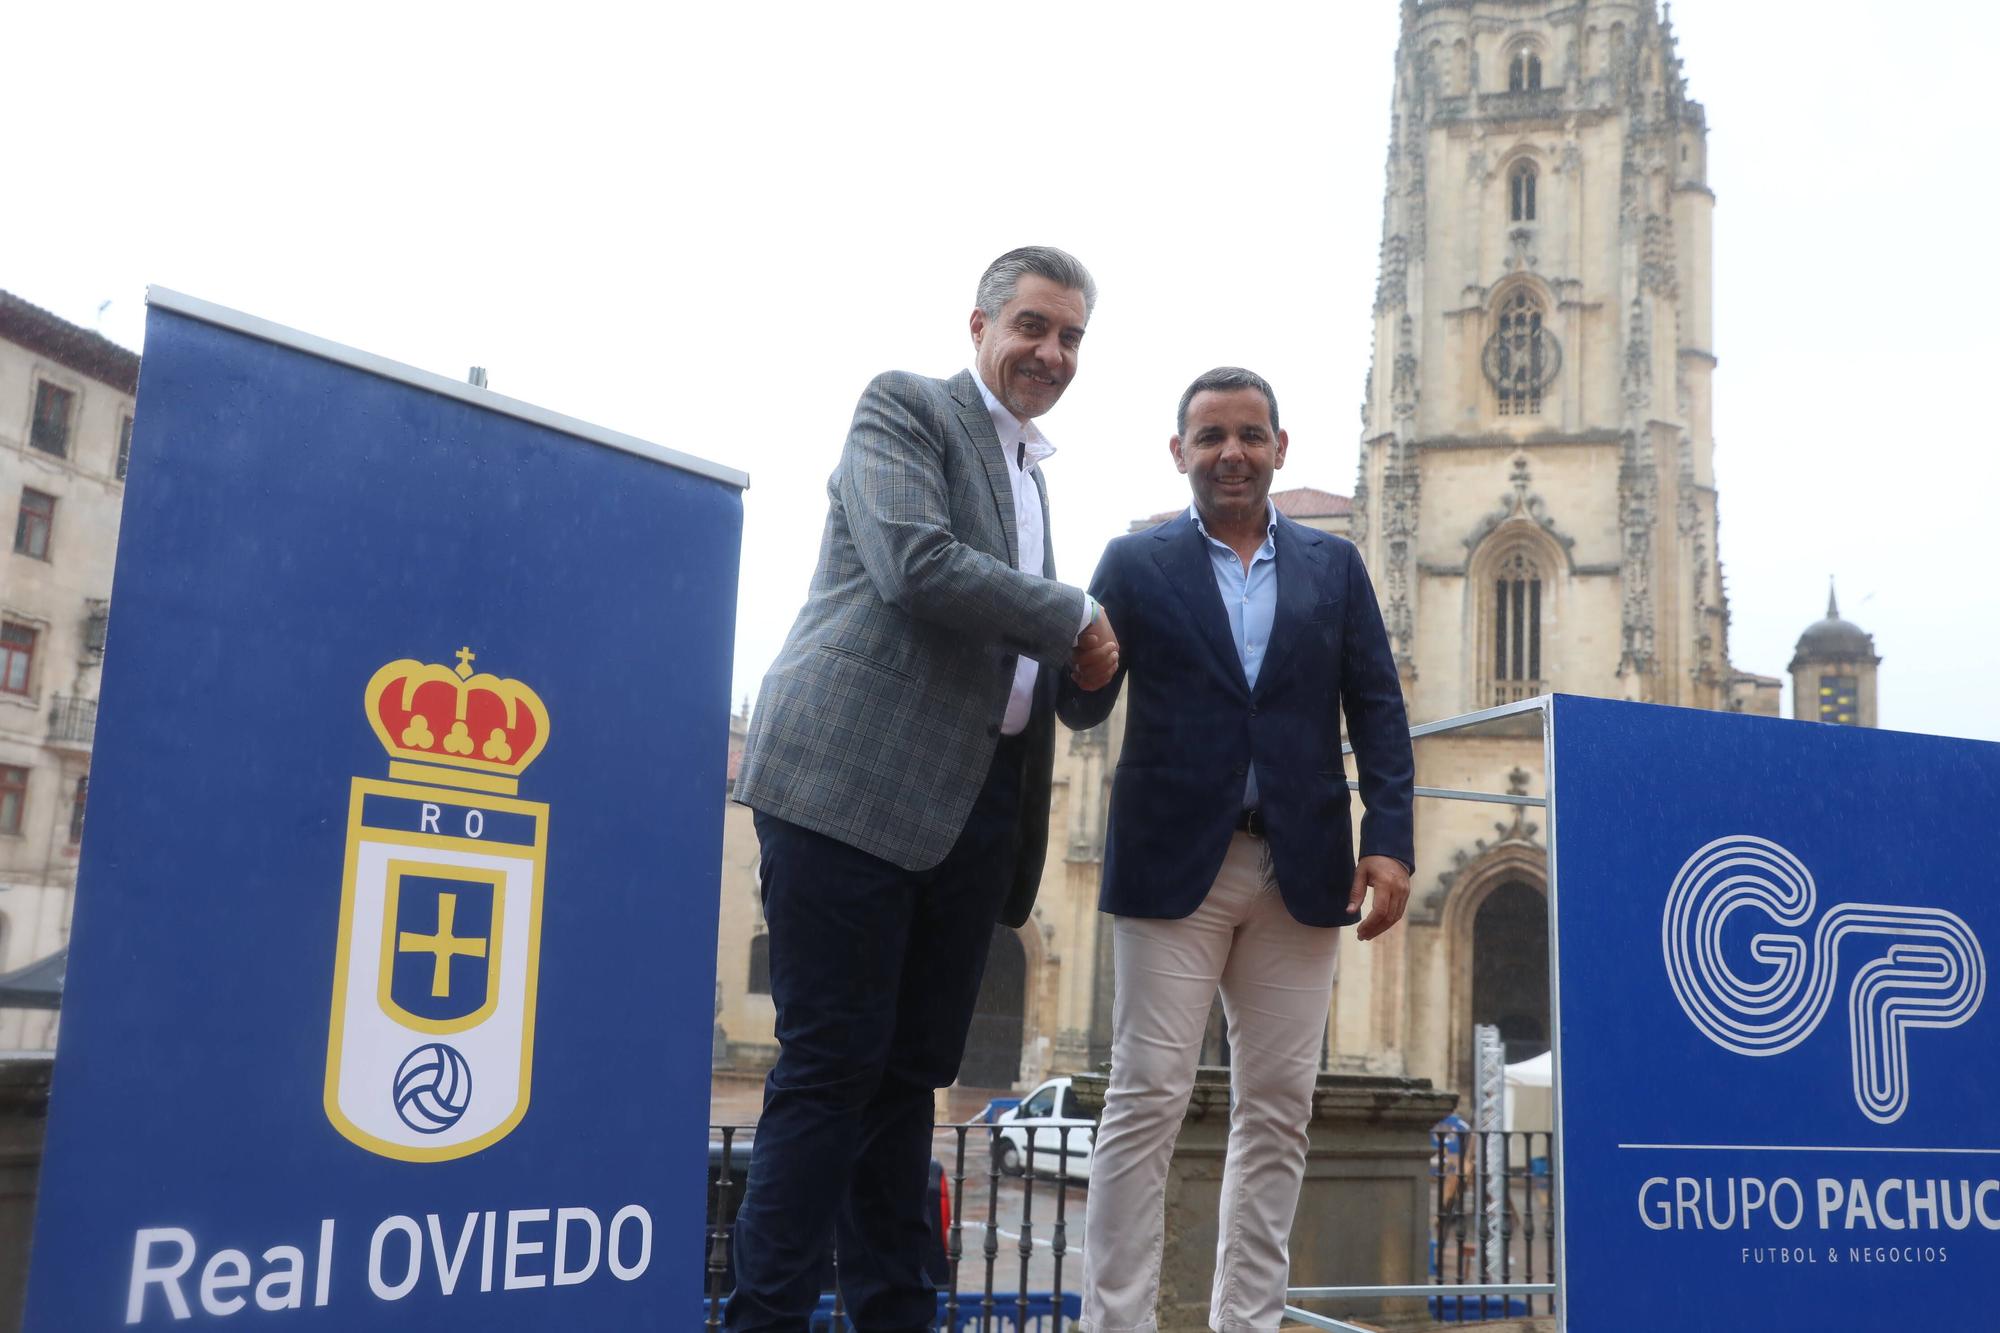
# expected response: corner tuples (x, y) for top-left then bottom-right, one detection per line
(0, 291), (136, 1049)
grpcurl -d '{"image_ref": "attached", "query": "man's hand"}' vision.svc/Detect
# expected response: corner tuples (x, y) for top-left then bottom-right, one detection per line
(1349, 854), (1411, 942)
(1070, 607), (1120, 691)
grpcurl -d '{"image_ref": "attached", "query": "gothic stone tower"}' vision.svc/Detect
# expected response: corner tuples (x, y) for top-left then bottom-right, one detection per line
(1341, 0), (1779, 1092)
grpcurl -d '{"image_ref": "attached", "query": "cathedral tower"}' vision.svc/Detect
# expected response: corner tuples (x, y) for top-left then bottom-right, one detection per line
(1342, 1), (1778, 1090)
(1355, 0), (1762, 716)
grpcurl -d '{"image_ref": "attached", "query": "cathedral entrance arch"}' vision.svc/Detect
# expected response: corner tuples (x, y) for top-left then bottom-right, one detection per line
(1471, 880), (1550, 1066)
(959, 925), (1026, 1089)
(1440, 840), (1548, 1091)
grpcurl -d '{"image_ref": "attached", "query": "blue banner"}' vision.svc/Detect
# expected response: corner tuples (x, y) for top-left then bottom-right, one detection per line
(1550, 694), (2000, 1331)
(25, 295), (743, 1329)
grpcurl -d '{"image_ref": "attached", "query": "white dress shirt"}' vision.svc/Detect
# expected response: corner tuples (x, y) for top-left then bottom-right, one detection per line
(968, 368), (1075, 736)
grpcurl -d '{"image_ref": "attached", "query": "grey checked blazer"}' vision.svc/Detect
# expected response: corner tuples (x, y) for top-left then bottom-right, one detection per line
(734, 369), (1088, 928)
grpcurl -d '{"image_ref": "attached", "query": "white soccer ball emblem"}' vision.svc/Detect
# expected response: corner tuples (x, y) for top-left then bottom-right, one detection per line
(393, 1042), (473, 1134)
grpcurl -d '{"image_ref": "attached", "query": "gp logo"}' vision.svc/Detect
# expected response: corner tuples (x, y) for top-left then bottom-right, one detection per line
(1662, 834), (1985, 1125)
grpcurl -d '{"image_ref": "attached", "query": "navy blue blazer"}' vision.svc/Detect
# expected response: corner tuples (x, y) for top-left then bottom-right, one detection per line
(1057, 511), (1415, 927)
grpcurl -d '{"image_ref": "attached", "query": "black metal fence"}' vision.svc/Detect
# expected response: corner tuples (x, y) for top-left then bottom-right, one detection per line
(704, 1121), (1559, 1330)
(705, 1120), (1086, 1332)
(1429, 1128), (1557, 1321)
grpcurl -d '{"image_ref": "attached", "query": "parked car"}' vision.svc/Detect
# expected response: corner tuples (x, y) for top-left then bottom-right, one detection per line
(706, 1135), (951, 1293)
(991, 1077), (1095, 1181)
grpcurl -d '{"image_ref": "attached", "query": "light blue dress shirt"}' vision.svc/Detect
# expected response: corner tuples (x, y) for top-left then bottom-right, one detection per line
(1191, 502), (1279, 810)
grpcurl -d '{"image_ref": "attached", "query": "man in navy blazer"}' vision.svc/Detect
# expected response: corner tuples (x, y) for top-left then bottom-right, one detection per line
(1059, 367), (1414, 1333)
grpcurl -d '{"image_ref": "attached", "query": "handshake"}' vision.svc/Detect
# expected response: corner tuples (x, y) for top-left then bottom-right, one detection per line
(1070, 605), (1120, 692)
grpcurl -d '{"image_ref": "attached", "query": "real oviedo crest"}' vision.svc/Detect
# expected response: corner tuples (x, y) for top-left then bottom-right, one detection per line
(324, 648), (551, 1162)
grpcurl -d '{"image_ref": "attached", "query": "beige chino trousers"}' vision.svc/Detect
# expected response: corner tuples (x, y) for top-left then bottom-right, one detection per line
(1079, 832), (1341, 1333)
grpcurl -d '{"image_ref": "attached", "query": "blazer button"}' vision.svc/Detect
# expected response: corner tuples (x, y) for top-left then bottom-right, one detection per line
(987, 723), (1000, 737)
(1233, 764), (1247, 776)
(1248, 706), (1259, 718)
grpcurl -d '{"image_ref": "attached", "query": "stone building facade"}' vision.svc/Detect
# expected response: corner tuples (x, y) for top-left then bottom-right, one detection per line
(1343, 0), (1781, 1090)
(0, 292), (136, 1050)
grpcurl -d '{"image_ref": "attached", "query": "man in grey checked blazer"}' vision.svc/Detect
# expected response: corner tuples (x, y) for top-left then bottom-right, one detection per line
(729, 247), (1118, 1332)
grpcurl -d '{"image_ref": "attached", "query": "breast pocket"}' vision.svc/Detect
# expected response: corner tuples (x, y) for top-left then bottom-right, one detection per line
(818, 643), (916, 684)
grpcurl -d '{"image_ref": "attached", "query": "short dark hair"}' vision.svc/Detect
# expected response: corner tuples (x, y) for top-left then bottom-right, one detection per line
(1176, 366), (1280, 437)
(975, 246), (1098, 321)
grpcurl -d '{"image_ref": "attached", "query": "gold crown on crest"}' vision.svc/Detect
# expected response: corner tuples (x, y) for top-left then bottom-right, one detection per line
(364, 648), (550, 794)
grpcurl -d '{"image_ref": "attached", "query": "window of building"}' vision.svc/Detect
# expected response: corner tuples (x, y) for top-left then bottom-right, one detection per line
(30, 382), (73, 458)
(746, 932), (771, 995)
(14, 489), (54, 560)
(1486, 289), (1557, 415)
(1509, 51), (1543, 92)
(84, 600), (108, 659)
(1818, 675), (1859, 726)
(1491, 550), (1544, 704)
(0, 623), (36, 696)
(116, 416), (133, 481)
(0, 766), (24, 836)
(68, 774), (87, 845)
(1509, 160), (1538, 222)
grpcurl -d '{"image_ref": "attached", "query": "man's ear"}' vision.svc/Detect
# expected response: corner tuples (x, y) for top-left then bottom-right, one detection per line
(1273, 428), (1290, 470)
(969, 308), (987, 347)
(1169, 435), (1189, 474)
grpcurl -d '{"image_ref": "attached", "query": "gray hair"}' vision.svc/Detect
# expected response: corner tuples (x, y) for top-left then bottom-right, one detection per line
(1177, 366), (1281, 437)
(974, 246), (1098, 321)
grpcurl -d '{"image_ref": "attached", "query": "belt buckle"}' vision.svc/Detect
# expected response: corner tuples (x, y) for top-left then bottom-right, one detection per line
(1241, 808), (1265, 839)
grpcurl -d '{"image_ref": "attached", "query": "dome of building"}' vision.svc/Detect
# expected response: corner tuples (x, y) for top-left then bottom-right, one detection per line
(1793, 583), (1876, 661)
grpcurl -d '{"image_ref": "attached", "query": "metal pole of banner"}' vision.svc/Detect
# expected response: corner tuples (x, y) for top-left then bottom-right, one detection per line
(1290, 1283), (1558, 1299)
(1285, 695), (1562, 1327)
(1542, 693), (1568, 1330)
(1279, 1308), (1377, 1333)
(1474, 1023), (1508, 1296)
(1284, 1285), (1559, 1332)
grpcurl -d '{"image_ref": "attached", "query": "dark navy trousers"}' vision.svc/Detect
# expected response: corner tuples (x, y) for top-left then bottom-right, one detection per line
(725, 733), (1025, 1332)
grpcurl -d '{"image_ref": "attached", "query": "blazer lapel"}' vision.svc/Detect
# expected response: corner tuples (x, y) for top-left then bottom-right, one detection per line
(1256, 519), (1329, 695)
(1152, 515), (1250, 697)
(949, 371), (1019, 566)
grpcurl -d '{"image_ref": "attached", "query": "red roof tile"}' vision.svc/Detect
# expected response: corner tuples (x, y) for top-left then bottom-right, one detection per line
(1142, 485), (1353, 526)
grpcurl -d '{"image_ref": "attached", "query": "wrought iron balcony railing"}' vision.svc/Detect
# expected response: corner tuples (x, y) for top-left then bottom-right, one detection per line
(47, 696), (97, 748)
(1492, 680), (1545, 707)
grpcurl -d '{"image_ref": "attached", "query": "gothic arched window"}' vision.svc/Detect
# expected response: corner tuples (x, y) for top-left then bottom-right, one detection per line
(1509, 160), (1538, 222)
(1509, 50), (1543, 92)
(747, 932), (771, 995)
(1484, 289), (1559, 416)
(1491, 549), (1544, 704)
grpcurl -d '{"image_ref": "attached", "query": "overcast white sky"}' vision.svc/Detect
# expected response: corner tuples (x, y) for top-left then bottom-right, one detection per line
(6, 1), (1996, 739)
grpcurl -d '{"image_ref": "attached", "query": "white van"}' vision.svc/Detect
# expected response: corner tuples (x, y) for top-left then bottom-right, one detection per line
(991, 1076), (1095, 1181)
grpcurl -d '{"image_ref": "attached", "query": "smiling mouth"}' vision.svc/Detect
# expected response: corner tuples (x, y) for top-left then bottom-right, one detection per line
(1019, 368), (1059, 387)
